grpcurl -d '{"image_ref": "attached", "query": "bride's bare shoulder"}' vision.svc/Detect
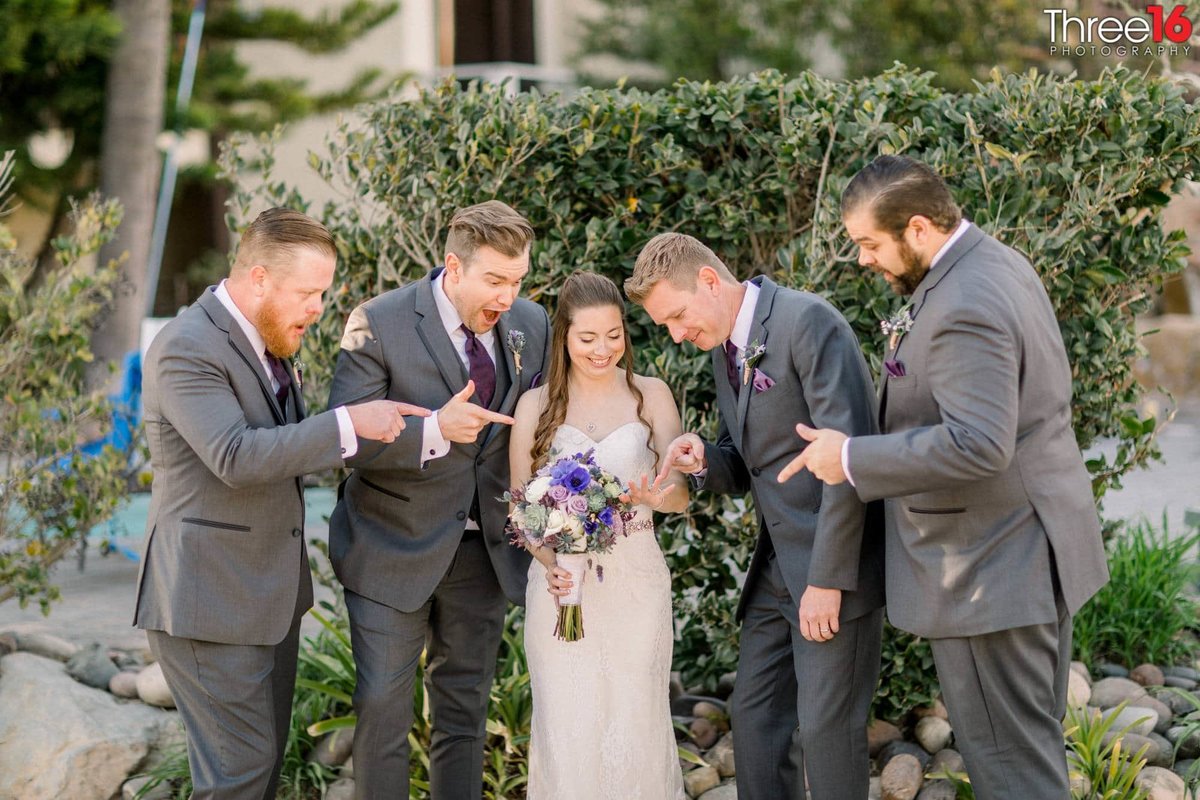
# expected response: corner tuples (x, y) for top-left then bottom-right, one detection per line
(631, 373), (677, 407)
(515, 384), (550, 419)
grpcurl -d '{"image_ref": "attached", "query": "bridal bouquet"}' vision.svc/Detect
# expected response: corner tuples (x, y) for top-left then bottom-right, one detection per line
(503, 449), (633, 641)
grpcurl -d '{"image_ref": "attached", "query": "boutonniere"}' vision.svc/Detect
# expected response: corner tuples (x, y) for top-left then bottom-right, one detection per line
(291, 357), (304, 391)
(880, 304), (914, 351)
(507, 329), (527, 375)
(740, 339), (766, 386)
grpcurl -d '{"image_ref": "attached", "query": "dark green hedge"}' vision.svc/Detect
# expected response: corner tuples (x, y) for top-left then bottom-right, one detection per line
(224, 65), (1200, 708)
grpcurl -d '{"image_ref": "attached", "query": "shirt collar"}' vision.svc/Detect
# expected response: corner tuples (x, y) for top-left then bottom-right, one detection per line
(929, 218), (971, 270)
(728, 280), (760, 351)
(214, 280), (269, 361)
(434, 270), (495, 346)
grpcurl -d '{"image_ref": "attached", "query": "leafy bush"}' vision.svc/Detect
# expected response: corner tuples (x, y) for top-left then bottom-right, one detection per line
(872, 623), (938, 725)
(0, 150), (132, 612)
(222, 65), (1200, 704)
(1072, 517), (1200, 668)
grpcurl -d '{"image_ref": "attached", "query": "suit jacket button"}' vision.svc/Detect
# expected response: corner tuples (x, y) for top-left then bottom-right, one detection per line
(456, 511), (467, 521)
(751, 467), (762, 477)
(292, 528), (302, 538)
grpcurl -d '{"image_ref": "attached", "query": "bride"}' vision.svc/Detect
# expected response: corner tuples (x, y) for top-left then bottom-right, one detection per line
(509, 270), (689, 799)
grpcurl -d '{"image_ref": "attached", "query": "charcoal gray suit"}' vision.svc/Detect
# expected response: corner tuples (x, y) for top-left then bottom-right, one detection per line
(327, 269), (549, 799)
(698, 276), (884, 800)
(846, 223), (1109, 800)
(135, 287), (344, 799)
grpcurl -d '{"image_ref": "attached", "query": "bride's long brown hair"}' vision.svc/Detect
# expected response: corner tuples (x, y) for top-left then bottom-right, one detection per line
(530, 271), (657, 471)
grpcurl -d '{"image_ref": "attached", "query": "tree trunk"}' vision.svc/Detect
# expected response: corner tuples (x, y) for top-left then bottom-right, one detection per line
(91, 0), (170, 388)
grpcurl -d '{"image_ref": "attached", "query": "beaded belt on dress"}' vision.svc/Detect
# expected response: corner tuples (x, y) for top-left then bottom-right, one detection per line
(624, 518), (654, 533)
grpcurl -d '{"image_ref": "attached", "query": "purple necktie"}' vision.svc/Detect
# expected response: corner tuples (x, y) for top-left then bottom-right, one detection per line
(266, 354), (291, 408)
(461, 325), (496, 408)
(724, 341), (740, 396)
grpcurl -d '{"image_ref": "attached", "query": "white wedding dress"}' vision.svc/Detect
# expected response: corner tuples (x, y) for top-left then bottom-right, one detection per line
(524, 421), (686, 800)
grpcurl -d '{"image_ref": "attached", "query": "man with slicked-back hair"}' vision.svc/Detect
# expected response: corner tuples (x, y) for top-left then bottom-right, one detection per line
(782, 156), (1109, 800)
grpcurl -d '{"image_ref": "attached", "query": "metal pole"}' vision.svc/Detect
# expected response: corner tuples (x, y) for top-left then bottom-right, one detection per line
(144, 0), (207, 316)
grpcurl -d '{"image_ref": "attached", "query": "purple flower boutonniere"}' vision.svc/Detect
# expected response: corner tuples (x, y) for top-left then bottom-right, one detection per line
(507, 329), (526, 375)
(292, 357), (305, 391)
(880, 304), (914, 351)
(740, 339), (766, 386)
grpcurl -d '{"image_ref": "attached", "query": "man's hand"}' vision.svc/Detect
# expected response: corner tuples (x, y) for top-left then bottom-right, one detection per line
(346, 400), (431, 443)
(437, 380), (516, 444)
(656, 433), (707, 482)
(798, 586), (842, 643)
(777, 423), (848, 484)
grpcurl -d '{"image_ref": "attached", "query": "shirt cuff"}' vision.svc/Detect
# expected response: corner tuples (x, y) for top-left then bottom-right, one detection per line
(333, 406), (358, 460)
(421, 410), (451, 467)
(841, 437), (856, 487)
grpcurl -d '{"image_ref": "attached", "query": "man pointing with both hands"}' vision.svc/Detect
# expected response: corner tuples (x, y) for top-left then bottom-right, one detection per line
(327, 201), (550, 800)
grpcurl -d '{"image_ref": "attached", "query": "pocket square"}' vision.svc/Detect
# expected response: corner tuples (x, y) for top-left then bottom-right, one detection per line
(884, 359), (906, 378)
(752, 368), (775, 393)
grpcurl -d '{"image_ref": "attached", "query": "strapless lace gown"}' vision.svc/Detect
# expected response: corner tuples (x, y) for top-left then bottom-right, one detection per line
(524, 422), (686, 800)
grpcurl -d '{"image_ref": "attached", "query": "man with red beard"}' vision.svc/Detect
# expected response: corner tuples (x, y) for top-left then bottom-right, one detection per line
(135, 208), (425, 800)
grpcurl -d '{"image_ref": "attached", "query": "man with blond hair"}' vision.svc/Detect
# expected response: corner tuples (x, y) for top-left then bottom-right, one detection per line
(135, 208), (424, 799)
(329, 200), (551, 799)
(627, 233), (884, 799)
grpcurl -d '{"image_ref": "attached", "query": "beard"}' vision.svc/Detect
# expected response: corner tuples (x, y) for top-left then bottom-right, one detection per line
(888, 238), (930, 296)
(256, 297), (314, 358)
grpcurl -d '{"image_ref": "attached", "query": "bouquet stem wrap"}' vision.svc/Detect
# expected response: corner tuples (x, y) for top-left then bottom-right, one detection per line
(554, 552), (589, 641)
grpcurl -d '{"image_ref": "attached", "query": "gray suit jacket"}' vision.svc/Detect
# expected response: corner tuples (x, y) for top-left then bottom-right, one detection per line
(327, 270), (551, 612)
(135, 288), (343, 645)
(701, 277), (885, 623)
(848, 223), (1109, 638)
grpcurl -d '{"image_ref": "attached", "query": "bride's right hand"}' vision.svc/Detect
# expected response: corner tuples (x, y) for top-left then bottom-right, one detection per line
(545, 564), (573, 598)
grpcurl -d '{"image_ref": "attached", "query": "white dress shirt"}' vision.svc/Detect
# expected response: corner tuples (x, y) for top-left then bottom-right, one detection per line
(841, 218), (971, 484)
(213, 281), (357, 460)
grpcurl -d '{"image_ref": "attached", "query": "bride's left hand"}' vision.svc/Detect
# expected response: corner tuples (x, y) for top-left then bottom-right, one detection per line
(621, 473), (676, 511)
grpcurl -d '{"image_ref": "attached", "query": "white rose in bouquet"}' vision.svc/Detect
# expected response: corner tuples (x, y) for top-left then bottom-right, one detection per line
(564, 515), (587, 552)
(544, 508), (567, 537)
(525, 475), (553, 503)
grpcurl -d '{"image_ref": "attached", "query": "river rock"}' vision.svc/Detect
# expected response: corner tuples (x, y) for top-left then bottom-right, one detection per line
(0, 653), (180, 800)
(880, 753), (923, 800)
(135, 662), (176, 709)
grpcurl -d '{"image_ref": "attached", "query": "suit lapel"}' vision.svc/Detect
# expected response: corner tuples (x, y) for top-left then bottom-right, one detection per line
(711, 346), (742, 451)
(197, 290), (285, 425)
(910, 222), (984, 320)
(735, 277), (775, 436)
(480, 313), (519, 452)
(415, 270), (470, 397)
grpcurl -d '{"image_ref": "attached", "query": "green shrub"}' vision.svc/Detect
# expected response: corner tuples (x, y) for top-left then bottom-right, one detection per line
(0, 150), (132, 613)
(222, 65), (1200, 706)
(1072, 517), (1200, 668)
(872, 623), (938, 725)
(1065, 703), (1152, 800)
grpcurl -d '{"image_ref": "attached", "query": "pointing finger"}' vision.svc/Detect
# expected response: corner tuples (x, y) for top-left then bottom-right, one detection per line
(472, 409), (516, 426)
(395, 403), (432, 417)
(777, 451), (810, 483)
